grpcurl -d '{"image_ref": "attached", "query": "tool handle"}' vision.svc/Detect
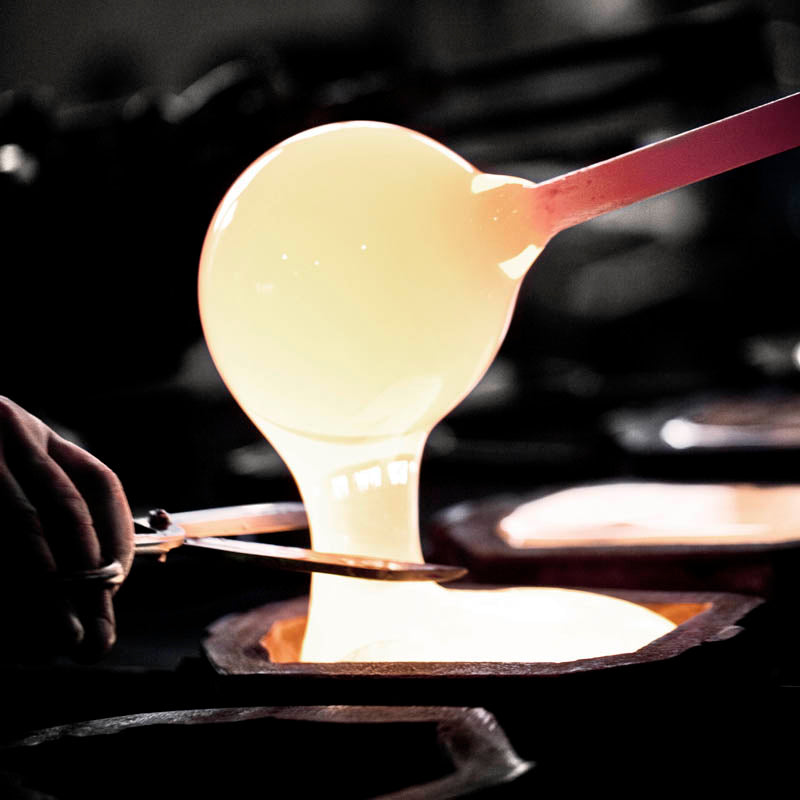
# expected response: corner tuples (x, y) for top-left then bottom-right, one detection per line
(132, 502), (308, 556)
(534, 92), (800, 236)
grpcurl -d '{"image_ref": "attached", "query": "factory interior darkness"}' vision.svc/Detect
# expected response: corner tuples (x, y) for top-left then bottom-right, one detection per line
(2, 0), (800, 796)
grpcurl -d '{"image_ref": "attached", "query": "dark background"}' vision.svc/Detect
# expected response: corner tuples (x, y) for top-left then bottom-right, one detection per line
(2, 0), (799, 516)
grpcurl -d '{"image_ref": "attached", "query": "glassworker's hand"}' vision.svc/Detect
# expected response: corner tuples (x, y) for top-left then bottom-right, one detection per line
(0, 397), (134, 663)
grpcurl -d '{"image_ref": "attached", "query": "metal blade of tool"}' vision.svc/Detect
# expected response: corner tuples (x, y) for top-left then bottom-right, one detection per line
(134, 503), (467, 582)
(183, 536), (467, 581)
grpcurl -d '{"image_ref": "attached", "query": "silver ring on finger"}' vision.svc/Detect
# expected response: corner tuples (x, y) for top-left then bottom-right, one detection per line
(60, 559), (125, 587)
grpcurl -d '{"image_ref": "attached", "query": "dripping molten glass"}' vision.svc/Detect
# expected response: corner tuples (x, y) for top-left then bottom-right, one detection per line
(198, 121), (674, 662)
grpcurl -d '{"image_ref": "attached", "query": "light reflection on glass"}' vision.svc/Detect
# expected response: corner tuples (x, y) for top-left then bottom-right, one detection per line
(330, 474), (349, 500)
(387, 459), (410, 486)
(353, 465), (382, 491)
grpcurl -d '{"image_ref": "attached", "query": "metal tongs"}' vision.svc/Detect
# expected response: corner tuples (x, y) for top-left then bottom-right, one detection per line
(134, 502), (466, 582)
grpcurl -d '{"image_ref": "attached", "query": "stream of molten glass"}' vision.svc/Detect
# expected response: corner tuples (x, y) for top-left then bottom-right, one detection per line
(199, 121), (675, 662)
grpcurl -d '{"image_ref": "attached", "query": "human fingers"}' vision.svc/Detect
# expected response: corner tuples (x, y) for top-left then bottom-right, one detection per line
(4, 451), (115, 660)
(48, 435), (134, 661)
(47, 435), (134, 576)
(0, 463), (85, 660)
(1, 404), (116, 660)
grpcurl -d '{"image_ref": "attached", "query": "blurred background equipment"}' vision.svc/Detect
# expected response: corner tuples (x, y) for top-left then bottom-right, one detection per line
(1, 0), (798, 516)
(0, 0), (797, 505)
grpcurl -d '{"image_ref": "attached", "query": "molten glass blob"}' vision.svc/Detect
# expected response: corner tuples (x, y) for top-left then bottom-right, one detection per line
(199, 121), (674, 662)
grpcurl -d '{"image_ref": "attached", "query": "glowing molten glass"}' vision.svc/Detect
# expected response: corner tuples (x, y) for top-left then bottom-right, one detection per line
(500, 482), (800, 547)
(199, 121), (674, 662)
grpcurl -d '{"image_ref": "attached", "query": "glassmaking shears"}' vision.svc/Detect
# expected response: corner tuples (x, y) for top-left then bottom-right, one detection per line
(133, 502), (466, 582)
